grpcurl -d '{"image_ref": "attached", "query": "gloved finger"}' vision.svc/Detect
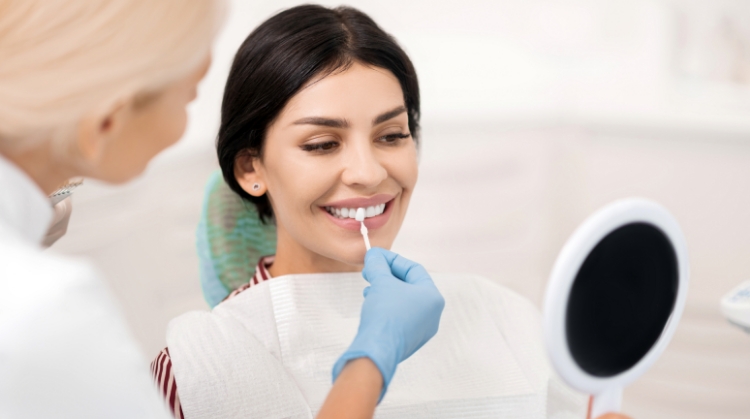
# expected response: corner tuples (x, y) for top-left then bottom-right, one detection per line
(362, 285), (371, 298)
(388, 253), (432, 286)
(362, 248), (396, 285)
(370, 247), (399, 263)
(368, 248), (432, 286)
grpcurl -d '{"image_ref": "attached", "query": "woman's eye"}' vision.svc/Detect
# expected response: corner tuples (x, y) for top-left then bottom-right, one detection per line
(301, 141), (340, 153)
(377, 132), (411, 145)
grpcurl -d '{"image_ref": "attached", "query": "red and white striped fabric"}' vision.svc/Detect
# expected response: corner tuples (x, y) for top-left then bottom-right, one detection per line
(150, 256), (274, 418)
(150, 348), (183, 419)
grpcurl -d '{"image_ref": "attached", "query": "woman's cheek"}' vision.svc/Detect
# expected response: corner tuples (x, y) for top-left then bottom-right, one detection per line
(390, 148), (419, 189)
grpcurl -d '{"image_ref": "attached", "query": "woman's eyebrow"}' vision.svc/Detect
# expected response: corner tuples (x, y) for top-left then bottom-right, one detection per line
(292, 117), (350, 128)
(373, 106), (406, 125)
(291, 105), (406, 128)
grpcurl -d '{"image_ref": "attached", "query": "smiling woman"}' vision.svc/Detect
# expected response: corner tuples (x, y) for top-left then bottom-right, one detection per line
(236, 61), (418, 274)
(156, 5), (593, 419)
(216, 4), (420, 275)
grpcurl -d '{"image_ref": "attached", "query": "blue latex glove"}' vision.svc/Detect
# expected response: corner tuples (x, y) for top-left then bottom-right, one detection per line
(332, 248), (445, 401)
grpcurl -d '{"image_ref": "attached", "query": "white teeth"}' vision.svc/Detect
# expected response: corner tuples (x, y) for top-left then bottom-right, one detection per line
(325, 203), (388, 220)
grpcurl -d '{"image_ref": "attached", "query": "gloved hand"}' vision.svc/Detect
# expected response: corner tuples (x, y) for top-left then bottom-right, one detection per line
(332, 247), (445, 401)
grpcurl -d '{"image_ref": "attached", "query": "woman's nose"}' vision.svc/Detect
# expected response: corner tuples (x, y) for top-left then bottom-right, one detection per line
(340, 141), (388, 188)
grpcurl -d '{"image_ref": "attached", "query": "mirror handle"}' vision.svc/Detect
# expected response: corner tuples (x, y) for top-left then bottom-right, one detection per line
(588, 386), (622, 419)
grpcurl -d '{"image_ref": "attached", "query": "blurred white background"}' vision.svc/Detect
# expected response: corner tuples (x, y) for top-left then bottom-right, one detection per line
(54, 1), (750, 418)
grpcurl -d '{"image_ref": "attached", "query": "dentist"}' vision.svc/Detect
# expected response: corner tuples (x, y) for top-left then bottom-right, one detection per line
(0, 1), (443, 418)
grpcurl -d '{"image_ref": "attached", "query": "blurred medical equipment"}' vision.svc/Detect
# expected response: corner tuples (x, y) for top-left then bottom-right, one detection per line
(196, 170), (276, 307)
(49, 179), (83, 205)
(543, 198), (689, 419)
(720, 281), (750, 333)
(355, 207), (371, 250)
(42, 179), (82, 247)
(42, 199), (72, 248)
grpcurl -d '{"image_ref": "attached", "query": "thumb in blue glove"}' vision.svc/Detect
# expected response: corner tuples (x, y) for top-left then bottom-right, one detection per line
(332, 247), (445, 402)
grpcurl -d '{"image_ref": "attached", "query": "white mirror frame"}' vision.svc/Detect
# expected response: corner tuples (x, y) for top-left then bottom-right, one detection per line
(543, 198), (689, 417)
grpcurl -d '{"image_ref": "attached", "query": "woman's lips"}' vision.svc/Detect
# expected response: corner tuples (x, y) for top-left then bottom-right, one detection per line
(321, 198), (395, 231)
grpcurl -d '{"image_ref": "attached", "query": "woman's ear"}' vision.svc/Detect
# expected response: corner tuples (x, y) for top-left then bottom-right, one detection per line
(76, 98), (130, 164)
(234, 151), (267, 196)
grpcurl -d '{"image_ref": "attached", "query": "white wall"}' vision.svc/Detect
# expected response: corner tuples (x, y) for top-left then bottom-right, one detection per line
(165, 0), (750, 162)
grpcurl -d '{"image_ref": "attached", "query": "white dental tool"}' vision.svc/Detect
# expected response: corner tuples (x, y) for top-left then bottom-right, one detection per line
(355, 208), (371, 251)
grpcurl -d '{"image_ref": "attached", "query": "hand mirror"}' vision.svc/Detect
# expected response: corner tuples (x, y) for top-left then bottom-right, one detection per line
(543, 198), (689, 418)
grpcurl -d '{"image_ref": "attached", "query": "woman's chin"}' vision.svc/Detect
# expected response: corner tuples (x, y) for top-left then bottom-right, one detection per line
(313, 240), (378, 269)
(334, 247), (368, 268)
(298, 222), (399, 270)
(331, 239), (392, 268)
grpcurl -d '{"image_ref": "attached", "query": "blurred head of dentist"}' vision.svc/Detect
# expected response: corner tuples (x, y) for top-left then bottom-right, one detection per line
(0, 0), (223, 194)
(0, 1), (225, 417)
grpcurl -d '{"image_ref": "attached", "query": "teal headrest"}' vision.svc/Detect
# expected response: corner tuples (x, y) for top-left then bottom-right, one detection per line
(196, 170), (277, 307)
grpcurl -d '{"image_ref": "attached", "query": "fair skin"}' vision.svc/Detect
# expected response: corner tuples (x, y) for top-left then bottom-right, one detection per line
(318, 358), (382, 419)
(234, 61), (633, 419)
(235, 62), (418, 277)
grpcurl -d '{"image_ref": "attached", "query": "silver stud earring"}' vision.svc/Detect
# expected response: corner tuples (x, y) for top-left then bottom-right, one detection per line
(252, 183), (261, 191)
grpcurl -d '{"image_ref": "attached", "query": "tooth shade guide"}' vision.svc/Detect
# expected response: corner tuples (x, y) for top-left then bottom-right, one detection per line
(354, 207), (371, 250)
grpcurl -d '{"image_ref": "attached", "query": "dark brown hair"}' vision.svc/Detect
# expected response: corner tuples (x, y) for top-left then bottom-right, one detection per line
(216, 4), (420, 223)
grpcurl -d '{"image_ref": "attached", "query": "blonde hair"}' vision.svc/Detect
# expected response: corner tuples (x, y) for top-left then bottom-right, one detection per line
(0, 0), (225, 152)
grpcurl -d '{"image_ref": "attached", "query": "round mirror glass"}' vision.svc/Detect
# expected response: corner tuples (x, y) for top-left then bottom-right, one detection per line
(566, 222), (678, 377)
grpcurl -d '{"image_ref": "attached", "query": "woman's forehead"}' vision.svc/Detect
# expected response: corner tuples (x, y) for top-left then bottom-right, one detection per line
(277, 62), (406, 126)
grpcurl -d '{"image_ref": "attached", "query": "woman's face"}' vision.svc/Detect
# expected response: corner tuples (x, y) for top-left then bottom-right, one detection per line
(242, 62), (418, 269)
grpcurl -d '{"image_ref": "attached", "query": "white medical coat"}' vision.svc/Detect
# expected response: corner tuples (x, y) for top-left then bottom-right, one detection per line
(0, 155), (171, 418)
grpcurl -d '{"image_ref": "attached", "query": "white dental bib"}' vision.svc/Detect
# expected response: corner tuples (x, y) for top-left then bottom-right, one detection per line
(167, 272), (587, 419)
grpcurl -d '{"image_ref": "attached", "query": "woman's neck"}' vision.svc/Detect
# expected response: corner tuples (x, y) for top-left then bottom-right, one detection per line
(269, 224), (361, 277)
(2, 146), (77, 195)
